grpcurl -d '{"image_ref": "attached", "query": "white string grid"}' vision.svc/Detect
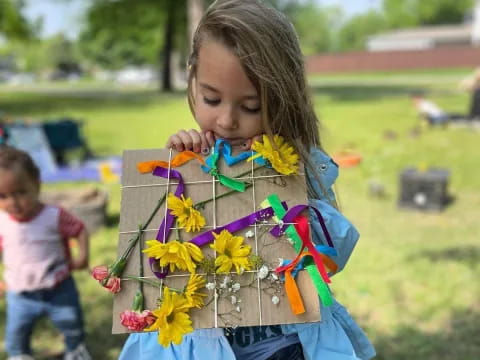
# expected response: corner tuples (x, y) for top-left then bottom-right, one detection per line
(250, 151), (263, 326)
(159, 148), (173, 300)
(211, 147), (219, 328)
(120, 152), (308, 328)
(121, 172), (305, 189)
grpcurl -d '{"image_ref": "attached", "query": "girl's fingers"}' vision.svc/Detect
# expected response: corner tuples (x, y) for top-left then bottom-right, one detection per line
(205, 131), (216, 148)
(176, 130), (195, 151)
(187, 129), (203, 153)
(167, 134), (185, 152)
(239, 135), (263, 151)
(199, 132), (210, 155)
(166, 129), (217, 153)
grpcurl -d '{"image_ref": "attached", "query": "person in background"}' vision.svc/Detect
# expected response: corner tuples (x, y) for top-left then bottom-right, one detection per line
(0, 146), (92, 360)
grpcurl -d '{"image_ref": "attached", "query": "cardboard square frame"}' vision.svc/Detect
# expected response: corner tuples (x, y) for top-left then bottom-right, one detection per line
(112, 148), (320, 334)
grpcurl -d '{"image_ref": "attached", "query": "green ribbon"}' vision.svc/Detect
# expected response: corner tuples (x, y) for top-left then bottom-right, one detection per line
(209, 150), (246, 192)
(266, 194), (333, 307)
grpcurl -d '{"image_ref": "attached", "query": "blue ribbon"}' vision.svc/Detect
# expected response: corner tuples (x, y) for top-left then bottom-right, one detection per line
(201, 139), (267, 173)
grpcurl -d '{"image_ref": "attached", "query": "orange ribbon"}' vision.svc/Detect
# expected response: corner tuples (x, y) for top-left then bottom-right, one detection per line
(137, 151), (206, 173)
(282, 251), (314, 315)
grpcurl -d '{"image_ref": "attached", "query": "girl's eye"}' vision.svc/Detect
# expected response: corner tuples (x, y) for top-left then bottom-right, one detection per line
(203, 97), (220, 106)
(242, 105), (260, 114)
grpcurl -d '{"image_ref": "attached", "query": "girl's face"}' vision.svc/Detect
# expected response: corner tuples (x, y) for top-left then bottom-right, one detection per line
(193, 40), (264, 146)
(0, 168), (41, 221)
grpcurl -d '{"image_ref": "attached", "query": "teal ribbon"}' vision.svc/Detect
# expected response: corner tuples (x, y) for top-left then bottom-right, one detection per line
(207, 147), (246, 192)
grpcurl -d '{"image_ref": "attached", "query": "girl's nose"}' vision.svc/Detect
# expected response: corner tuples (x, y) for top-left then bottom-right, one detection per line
(216, 107), (238, 130)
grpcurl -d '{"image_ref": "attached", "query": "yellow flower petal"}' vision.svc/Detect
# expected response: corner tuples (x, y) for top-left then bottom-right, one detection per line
(210, 230), (252, 274)
(167, 193), (206, 232)
(184, 274), (207, 308)
(249, 135), (299, 175)
(144, 240), (199, 274)
(145, 287), (193, 347)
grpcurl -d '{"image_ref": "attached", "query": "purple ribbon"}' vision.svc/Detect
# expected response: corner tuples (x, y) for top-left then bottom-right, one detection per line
(152, 166), (184, 241)
(149, 166), (185, 278)
(189, 202), (287, 247)
(269, 205), (334, 248)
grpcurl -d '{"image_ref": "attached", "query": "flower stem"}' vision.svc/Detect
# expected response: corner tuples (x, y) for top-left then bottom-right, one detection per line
(138, 224), (144, 294)
(126, 276), (162, 288)
(234, 166), (264, 179)
(193, 166), (264, 210)
(175, 221), (182, 242)
(194, 183), (253, 210)
(123, 193), (166, 261)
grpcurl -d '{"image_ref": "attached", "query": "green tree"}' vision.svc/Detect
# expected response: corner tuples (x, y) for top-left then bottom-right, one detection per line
(79, 0), (187, 90)
(265, 0), (341, 55)
(383, 0), (474, 27)
(0, 0), (32, 40)
(337, 11), (388, 52)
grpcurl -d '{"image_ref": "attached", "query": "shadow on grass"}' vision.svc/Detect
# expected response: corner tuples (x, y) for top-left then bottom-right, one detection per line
(310, 84), (425, 101)
(417, 245), (480, 268)
(373, 307), (480, 360)
(0, 89), (187, 117)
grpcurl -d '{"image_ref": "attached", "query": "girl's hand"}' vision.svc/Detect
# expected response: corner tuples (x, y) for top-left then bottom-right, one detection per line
(240, 135), (263, 150)
(167, 130), (216, 154)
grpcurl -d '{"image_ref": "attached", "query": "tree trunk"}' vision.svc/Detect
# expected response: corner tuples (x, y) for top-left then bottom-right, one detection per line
(187, 0), (204, 51)
(161, 0), (176, 92)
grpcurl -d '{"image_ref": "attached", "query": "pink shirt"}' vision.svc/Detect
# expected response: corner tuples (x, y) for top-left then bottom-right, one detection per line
(0, 205), (84, 292)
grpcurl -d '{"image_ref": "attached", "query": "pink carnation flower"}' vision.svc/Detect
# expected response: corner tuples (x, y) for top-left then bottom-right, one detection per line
(104, 276), (121, 293)
(91, 265), (109, 281)
(120, 310), (156, 331)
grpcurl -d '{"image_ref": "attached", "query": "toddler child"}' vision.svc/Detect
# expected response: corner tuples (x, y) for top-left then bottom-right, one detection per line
(0, 146), (91, 360)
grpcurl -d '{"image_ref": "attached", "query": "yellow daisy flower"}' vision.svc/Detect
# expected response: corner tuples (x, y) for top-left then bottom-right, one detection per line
(143, 240), (204, 273)
(167, 193), (206, 232)
(144, 287), (193, 347)
(210, 230), (252, 274)
(248, 135), (299, 175)
(184, 274), (207, 308)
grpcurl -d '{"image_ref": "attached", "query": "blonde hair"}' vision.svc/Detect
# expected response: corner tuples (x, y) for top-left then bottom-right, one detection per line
(188, 0), (332, 201)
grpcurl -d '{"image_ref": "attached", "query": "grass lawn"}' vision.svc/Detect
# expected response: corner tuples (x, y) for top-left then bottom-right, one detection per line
(0, 69), (479, 359)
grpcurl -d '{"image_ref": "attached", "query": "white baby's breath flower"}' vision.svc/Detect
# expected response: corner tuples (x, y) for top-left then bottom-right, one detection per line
(220, 276), (230, 288)
(206, 282), (216, 291)
(245, 230), (254, 238)
(231, 283), (241, 292)
(230, 295), (237, 305)
(258, 265), (269, 280)
(271, 296), (280, 305)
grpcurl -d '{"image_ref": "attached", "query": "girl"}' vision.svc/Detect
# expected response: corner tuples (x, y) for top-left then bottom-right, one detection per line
(0, 147), (91, 360)
(120, 0), (375, 359)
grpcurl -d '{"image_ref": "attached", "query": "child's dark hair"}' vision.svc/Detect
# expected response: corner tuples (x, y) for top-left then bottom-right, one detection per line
(0, 146), (40, 182)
